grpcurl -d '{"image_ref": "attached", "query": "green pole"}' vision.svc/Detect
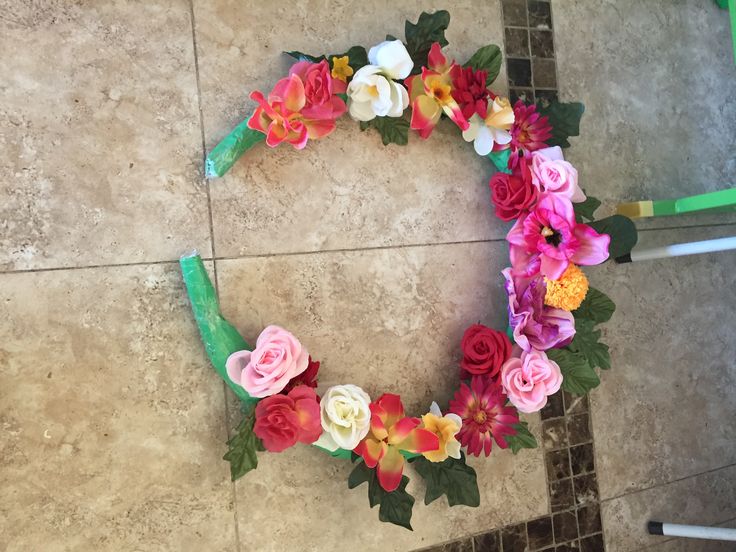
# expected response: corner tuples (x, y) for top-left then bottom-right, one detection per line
(205, 116), (266, 178)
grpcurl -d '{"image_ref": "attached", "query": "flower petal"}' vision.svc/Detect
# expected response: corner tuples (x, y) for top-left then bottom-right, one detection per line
(270, 75), (306, 113)
(387, 416), (420, 445)
(375, 394), (404, 429)
(354, 436), (386, 468)
(571, 224), (611, 266)
(473, 126), (494, 156)
(376, 446), (404, 492)
(410, 95), (441, 134)
(397, 427), (440, 454)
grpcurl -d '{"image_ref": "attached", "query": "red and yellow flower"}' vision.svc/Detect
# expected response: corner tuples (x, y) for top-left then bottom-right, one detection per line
(354, 394), (440, 491)
(406, 42), (469, 139)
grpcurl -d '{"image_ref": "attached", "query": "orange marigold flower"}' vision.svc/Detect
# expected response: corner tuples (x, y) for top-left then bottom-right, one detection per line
(544, 263), (589, 311)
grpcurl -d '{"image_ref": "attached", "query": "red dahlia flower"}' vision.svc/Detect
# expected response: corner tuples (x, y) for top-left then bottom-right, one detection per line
(282, 356), (320, 394)
(450, 65), (491, 119)
(501, 100), (553, 168)
(448, 377), (519, 457)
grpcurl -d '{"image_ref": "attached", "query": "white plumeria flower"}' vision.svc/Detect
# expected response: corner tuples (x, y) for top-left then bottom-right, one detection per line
(346, 40), (413, 121)
(313, 384), (372, 451)
(462, 97), (515, 156)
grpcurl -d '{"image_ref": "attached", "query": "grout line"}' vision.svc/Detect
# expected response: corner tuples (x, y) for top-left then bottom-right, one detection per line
(186, 1), (238, 550)
(0, 257), (205, 276)
(600, 461), (736, 504)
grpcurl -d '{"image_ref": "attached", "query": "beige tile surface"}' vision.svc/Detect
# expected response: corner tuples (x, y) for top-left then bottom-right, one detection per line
(0, 1), (211, 271)
(600, 465), (736, 552)
(553, 0), (736, 230)
(216, 243), (548, 551)
(192, 0), (512, 258)
(0, 262), (236, 551)
(587, 225), (736, 500)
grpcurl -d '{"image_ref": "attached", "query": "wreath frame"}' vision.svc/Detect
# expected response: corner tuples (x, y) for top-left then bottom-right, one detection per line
(181, 9), (638, 530)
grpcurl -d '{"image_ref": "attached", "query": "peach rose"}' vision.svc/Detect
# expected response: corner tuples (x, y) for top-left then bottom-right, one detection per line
(500, 348), (562, 413)
(226, 325), (309, 398)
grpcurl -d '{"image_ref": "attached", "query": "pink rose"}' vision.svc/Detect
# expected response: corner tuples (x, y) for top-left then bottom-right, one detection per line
(226, 325), (309, 398)
(530, 146), (586, 203)
(288, 60), (347, 120)
(500, 348), (563, 413)
(253, 385), (322, 452)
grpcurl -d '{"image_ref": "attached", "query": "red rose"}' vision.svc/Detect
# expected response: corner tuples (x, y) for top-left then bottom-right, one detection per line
(253, 386), (321, 452)
(460, 324), (512, 379)
(282, 356), (320, 394)
(489, 159), (538, 221)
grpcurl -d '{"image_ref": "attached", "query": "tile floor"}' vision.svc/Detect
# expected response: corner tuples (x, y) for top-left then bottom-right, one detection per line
(1, 1), (735, 551)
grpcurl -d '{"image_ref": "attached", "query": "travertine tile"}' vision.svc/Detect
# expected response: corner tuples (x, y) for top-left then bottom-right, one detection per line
(0, 263), (236, 551)
(587, 225), (736, 499)
(216, 242), (548, 551)
(0, 1), (210, 271)
(554, 0), (736, 229)
(193, 0), (512, 257)
(600, 465), (736, 551)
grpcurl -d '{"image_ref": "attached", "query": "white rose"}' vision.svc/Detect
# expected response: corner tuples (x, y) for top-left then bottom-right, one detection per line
(314, 384), (372, 451)
(346, 40), (413, 121)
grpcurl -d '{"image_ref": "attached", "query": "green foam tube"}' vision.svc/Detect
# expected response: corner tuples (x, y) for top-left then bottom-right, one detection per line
(205, 116), (266, 178)
(180, 252), (257, 407)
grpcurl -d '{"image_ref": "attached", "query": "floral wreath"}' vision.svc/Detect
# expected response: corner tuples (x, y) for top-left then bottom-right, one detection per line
(182, 10), (638, 530)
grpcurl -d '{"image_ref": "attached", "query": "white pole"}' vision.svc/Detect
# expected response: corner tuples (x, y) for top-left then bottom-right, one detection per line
(649, 521), (736, 542)
(630, 236), (736, 262)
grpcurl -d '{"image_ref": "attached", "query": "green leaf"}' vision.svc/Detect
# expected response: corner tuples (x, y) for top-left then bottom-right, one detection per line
(487, 148), (512, 173)
(314, 444), (353, 460)
(404, 10), (451, 74)
(537, 101), (585, 148)
(568, 319), (611, 370)
(412, 452), (480, 507)
(284, 50), (325, 63)
(588, 215), (638, 259)
(378, 477), (415, 530)
(546, 348), (600, 396)
(359, 116), (410, 145)
(574, 194), (602, 223)
(573, 286), (616, 324)
(386, 34), (398, 41)
(464, 44), (503, 86)
(284, 46), (368, 73)
(506, 421), (538, 454)
(223, 405), (262, 481)
(347, 462), (415, 529)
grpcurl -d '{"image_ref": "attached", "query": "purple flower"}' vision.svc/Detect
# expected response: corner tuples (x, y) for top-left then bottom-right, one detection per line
(502, 268), (575, 352)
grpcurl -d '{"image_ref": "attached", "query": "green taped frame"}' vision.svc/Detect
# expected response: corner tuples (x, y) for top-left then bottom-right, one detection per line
(180, 252), (257, 407)
(488, 148), (512, 174)
(205, 116), (266, 178)
(653, 187), (736, 216)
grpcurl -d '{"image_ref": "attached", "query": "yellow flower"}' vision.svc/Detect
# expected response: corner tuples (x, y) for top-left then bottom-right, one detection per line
(331, 56), (353, 82)
(421, 402), (462, 462)
(544, 264), (589, 311)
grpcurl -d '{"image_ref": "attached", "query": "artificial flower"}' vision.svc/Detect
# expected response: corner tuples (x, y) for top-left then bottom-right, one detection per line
(489, 158), (539, 221)
(462, 96), (514, 156)
(544, 263), (589, 311)
(331, 55), (353, 82)
(502, 100), (553, 168)
(314, 384), (372, 452)
(501, 348), (563, 413)
(420, 401), (462, 462)
(226, 325), (309, 398)
(289, 59), (347, 118)
(354, 394), (439, 491)
(248, 71), (346, 149)
(346, 40), (412, 121)
(282, 356), (320, 394)
(448, 376), (519, 457)
(450, 64), (491, 119)
(502, 267), (576, 352)
(460, 323), (512, 380)
(253, 385), (322, 452)
(506, 193), (611, 280)
(530, 146), (585, 203)
(406, 42), (468, 138)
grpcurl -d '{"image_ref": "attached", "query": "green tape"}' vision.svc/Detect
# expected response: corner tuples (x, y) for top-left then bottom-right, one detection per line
(205, 116), (266, 178)
(487, 148), (512, 174)
(180, 252), (256, 406)
(653, 188), (736, 216)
